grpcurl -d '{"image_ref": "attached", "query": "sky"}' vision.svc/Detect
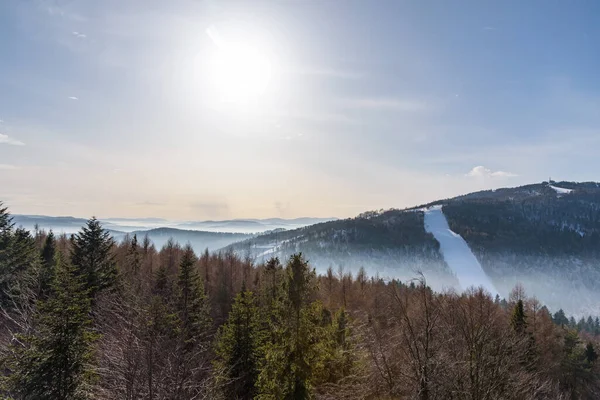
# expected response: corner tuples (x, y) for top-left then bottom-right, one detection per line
(1, 0), (599, 220)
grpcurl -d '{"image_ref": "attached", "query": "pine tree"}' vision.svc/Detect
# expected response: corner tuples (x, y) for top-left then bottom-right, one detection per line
(569, 316), (577, 328)
(176, 245), (210, 348)
(319, 308), (357, 384)
(494, 294), (501, 305)
(585, 342), (598, 364)
(586, 316), (594, 333)
(125, 234), (141, 278)
(553, 309), (569, 327)
(511, 299), (527, 334)
(172, 245), (211, 398)
(2, 252), (97, 399)
(39, 230), (56, 298)
(257, 253), (326, 400)
(216, 286), (261, 400)
(0, 221), (40, 309)
(71, 218), (117, 298)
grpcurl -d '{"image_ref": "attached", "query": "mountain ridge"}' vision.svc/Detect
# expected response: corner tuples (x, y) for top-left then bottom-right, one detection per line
(225, 181), (600, 315)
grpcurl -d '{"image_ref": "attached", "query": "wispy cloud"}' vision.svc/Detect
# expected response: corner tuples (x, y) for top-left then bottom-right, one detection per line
(483, 26), (496, 31)
(343, 97), (430, 112)
(72, 31), (87, 39)
(0, 164), (18, 170)
(44, 3), (87, 22)
(68, 96), (79, 100)
(0, 133), (25, 146)
(466, 165), (517, 178)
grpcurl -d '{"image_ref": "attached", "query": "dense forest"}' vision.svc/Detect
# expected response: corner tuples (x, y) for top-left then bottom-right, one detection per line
(2, 202), (600, 399)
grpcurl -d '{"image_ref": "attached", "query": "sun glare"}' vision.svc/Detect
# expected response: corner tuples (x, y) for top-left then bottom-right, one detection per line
(209, 41), (272, 104)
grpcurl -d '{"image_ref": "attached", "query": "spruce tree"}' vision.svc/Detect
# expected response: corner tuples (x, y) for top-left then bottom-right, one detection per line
(553, 309), (569, 327)
(585, 342), (598, 364)
(125, 234), (141, 278)
(3, 252), (97, 399)
(176, 245), (210, 348)
(257, 253), (326, 400)
(172, 245), (211, 398)
(318, 308), (357, 385)
(0, 219), (41, 309)
(216, 286), (261, 400)
(70, 218), (117, 298)
(39, 230), (56, 298)
(511, 299), (527, 334)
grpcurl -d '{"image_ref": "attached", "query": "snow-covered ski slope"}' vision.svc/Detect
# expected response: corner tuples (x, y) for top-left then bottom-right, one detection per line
(424, 206), (498, 295)
(549, 185), (573, 194)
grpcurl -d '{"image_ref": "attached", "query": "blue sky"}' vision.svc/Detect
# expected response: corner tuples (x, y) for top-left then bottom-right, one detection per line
(1, 0), (599, 219)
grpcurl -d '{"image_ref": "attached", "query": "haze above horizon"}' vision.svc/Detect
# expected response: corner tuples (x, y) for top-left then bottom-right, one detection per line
(1, 0), (599, 219)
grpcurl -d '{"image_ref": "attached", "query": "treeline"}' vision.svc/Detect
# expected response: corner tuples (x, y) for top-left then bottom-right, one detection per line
(1, 203), (600, 399)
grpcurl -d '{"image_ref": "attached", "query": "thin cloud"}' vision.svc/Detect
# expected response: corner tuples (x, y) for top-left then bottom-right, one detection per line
(466, 165), (517, 178)
(483, 26), (496, 31)
(0, 164), (18, 170)
(0, 133), (25, 146)
(343, 97), (430, 112)
(72, 31), (87, 39)
(68, 96), (79, 100)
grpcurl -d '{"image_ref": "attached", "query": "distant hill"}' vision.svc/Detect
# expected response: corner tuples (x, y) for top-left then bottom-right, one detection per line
(113, 228), (253, 252)
(10, 215), (336, 234)
(173, 217), (337, 233)
(225, 181), (600, 315)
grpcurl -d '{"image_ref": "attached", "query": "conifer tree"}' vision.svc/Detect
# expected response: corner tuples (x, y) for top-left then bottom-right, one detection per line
(176, 245), (210, 348)
(585, 342), (598, 364)
(125, 234), (141, 278)
(3, 252), (97, 399)
(511, 299), (527, 334)
(172, 245), (211, 398)
(553, 309), (569, 327)
(318, 307), (358, 385)
(71, 218), (117, 298)
(39, 230), (56, 298)
(0, 221), (40, 309)
(216, 286), (261, 400)
(257, 253), (326, 400)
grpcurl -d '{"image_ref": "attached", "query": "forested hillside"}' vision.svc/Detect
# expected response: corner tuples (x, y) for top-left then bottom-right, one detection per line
(227, 209), (456, 289)
(227, 181), (600, 315)
(2, 202), (600, 399)
(442, 181), (600, 314)
(113, 227), (252, 252)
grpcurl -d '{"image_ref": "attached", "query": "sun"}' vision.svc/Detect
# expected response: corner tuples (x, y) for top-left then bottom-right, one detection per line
(209, 41), (273, 104)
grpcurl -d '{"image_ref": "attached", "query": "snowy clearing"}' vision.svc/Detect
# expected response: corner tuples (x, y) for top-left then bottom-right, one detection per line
(550, 185), (573, 194)
(424, 206), (498, 296)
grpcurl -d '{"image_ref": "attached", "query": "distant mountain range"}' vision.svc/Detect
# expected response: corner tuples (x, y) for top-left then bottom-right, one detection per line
(226, 181), (600, 316)
(10, 215), (335, 252)
(111, 228), (253, 253)
(11, 215), (336, 234)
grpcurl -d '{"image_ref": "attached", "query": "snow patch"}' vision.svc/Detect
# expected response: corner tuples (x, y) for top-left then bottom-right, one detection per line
(423, 206), (498, 295)
(549, 185), (573, 194)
